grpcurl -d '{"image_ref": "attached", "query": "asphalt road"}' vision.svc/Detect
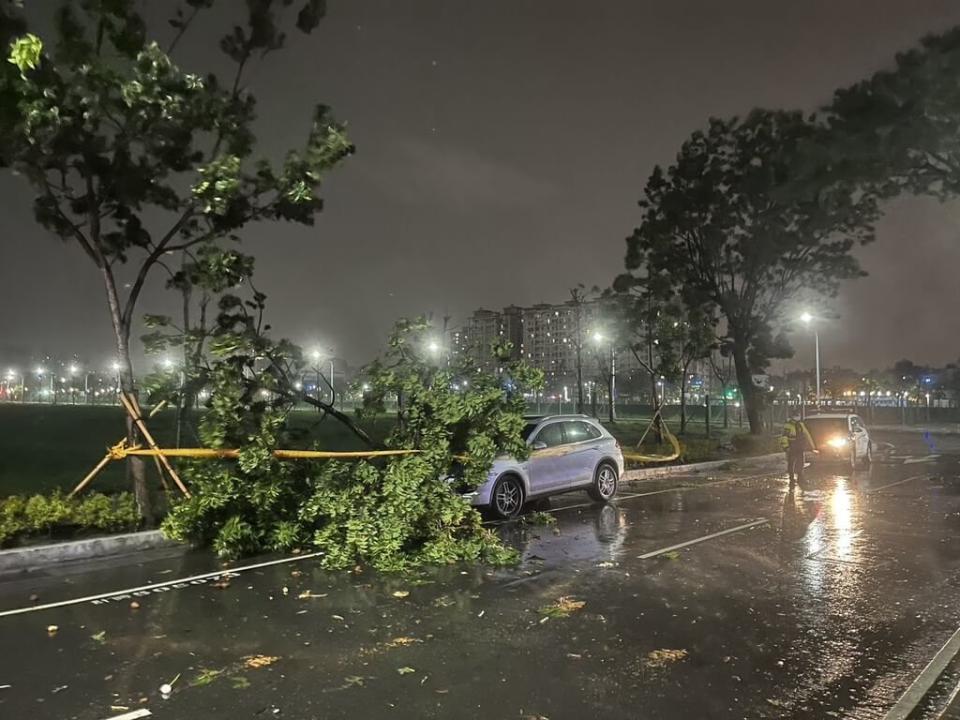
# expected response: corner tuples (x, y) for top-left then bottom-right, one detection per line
(2, 430), (960, 719)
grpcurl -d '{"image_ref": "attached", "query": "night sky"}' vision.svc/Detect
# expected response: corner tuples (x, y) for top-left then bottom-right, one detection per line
(2, 0), (960, 372)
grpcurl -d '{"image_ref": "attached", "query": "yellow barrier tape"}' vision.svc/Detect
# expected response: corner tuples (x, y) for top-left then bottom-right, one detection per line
(106, 441), (423, 460)
(621, 414), (682, 464)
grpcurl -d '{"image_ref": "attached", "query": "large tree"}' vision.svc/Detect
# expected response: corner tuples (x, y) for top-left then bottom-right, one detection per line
(0, 1), (350, 518)
(825, 26), (960, 199)
(623, 110), (877, 433)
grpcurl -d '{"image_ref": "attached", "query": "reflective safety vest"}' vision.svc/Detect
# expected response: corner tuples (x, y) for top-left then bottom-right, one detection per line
(780, 420), (806, 450)
(780, 419), (814, 452)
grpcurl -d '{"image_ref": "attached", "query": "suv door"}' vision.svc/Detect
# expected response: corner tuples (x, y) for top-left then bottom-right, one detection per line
(527, 422), (570, 495)
(850, 416), (868, 459)
(561, 421), (603, 488)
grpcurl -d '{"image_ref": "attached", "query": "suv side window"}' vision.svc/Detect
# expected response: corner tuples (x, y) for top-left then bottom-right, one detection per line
(851, 416), (864, 433)
(564, 420), (603, 442)
(534, 422), (565, 448)
(563, 421), (591, 444)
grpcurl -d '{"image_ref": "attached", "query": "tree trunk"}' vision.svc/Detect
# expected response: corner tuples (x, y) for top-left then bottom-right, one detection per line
(607, 362), (616, 423)
(731, 341), (763, 434)
(576, 345), (584, 414)
(119, 349), (153, 524)
(101, 267), (153, 524)
(679, 372), (688, 435)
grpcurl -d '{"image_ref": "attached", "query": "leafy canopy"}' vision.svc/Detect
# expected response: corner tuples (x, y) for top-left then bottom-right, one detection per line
(622, 109), (877, 430)
(159, 307), (544, 569)
(0, 0), (351, 340)
(826, 26), (960, 199)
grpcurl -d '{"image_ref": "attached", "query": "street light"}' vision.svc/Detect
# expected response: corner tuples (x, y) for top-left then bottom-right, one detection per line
(110, 360), (122, 400)
(310, 347), (335, 409)
(591, 330), (616, 422)
(800, 311), (821, 410)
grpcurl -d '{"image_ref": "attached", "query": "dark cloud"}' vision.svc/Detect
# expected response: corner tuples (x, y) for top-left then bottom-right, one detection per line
(2, 0), (960, 371)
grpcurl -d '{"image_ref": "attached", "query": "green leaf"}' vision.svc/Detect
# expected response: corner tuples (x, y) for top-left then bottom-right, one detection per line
(8, 33), (42, 75)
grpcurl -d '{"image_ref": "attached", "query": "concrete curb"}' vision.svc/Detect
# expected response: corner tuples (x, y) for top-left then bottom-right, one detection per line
(623, 452), (783, 482)
(0, 530), (183, 574)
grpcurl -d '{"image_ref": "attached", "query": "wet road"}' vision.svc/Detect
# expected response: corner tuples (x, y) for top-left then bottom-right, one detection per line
(2, 431), (960, 719)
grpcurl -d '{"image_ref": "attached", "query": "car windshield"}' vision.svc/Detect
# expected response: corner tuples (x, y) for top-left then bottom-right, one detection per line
(805, 418), (848, 444)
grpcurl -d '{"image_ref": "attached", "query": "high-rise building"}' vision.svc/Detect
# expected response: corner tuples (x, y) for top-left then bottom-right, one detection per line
(449, 298), (638, 384)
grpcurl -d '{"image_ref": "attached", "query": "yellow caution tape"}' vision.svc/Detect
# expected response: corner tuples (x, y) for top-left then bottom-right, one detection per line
(106, 440), (422, 460)
(621, 416), (683, 464)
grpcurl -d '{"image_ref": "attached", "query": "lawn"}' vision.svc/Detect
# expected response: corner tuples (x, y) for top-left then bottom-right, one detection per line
(601, 417), (780, 465)
(0, 404), (393, 496)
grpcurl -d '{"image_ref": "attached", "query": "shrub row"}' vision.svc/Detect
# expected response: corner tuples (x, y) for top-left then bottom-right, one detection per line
(0, 491), (140, 547)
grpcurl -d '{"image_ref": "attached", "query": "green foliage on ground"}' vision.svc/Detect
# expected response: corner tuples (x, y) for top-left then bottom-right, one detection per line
(0, 491), (139, 547)
(159, 310), (543, 570)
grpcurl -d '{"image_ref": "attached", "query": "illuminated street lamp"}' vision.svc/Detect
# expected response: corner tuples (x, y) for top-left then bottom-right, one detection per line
(800, 312), (821, 410)
(110, 360), (122, 400)
(591, 331), (616, 422)
(310, 347), (335, 409)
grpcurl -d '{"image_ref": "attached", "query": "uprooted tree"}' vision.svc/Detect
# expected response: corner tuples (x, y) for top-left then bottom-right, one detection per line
(150, 285), (544, 567)
(0, 0), (349, 521)
(622, 109), (878, 433)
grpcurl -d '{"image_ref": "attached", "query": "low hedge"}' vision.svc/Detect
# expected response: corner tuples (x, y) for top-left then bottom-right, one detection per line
(0, 491), (140, 547)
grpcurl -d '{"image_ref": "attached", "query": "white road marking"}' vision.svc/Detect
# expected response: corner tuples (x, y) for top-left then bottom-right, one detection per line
(0, 551), (327, 619)
(866, 475), (926, 494)
(882, 624), (960, 720)
(101, 710), (152, 720)
(636, 519), (769, 560)
(904, 454), (941, 465)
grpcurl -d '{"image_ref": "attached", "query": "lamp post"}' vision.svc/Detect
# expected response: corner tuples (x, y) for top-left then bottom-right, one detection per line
(68, 364), (79, 405)
(592, 331), (616, 423)
(110, 361), (122, 403)
(310, 349), (335, 410)
(800, 312), (821, 410)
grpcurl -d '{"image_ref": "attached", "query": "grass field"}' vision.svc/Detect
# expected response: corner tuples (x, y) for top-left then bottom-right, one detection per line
(0, 404), (394, 496)
(0, 404), (775, 497)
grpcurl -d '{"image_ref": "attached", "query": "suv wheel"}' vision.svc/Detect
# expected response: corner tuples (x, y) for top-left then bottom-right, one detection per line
(588, 463), (619, 502)
(491, 475), (524, 520)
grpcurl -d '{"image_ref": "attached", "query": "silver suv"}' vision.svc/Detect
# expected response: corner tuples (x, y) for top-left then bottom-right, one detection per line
(466, 415), (625, 519)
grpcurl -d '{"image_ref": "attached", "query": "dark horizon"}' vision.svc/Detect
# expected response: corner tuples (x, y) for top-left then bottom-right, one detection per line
(2, 0), (960, 372)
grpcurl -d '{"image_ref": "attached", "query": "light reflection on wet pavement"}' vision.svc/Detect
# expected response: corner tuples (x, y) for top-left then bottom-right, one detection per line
(2, 431), (960, 719)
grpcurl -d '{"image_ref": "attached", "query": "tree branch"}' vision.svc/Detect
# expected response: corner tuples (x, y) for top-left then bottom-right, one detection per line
(121, 208), (195, 332)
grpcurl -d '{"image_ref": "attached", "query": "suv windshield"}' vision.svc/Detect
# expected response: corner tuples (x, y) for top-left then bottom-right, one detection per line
(804, 418), (849, 445)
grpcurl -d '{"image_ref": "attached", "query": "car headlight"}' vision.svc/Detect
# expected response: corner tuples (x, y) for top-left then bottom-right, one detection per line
(827, 436), (849, 449)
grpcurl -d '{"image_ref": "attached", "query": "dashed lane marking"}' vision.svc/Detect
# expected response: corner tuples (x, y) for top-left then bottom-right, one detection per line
(636, 519), (769, 560)
(866, 475), (926, 494)
(0, 551), (327, 619)
(101, 710), (152, 720)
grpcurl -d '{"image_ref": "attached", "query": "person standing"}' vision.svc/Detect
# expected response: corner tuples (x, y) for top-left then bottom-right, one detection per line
(780, 415), (817, 490)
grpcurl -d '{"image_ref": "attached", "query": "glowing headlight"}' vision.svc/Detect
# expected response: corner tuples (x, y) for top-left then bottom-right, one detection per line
(827, 436), (849, 449)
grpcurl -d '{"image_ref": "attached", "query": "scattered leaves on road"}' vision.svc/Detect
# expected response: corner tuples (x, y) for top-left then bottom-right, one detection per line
(397, 666), (416, 675)
(191, 669), (224, 687)
(644, 648), (688, 669)
(230, 676), (251, 689)
(91, 630), (106, 645)
(297, 591), (328, 599)
(538, 597), (586, 618)
(662, 551), (681, 561)
(46, 625), (58, 635)
(386, 636), (422, 648)
(392, 590), (410, 598)
(244, 655), (280, 669)
(523, 511), (557, 526)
